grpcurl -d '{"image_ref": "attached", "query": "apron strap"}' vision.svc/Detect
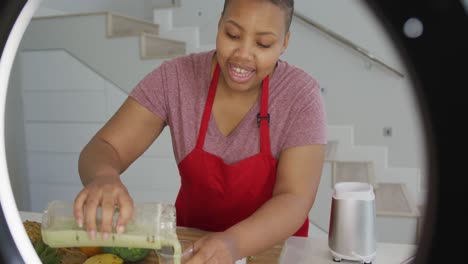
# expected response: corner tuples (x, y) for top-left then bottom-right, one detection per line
(196, 63), (272, 156)
(196, 63), (220, 149)
(258, 76), (272, 155)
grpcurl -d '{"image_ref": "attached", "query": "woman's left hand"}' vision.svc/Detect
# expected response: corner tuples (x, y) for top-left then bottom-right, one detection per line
(186, 232), (239, 264)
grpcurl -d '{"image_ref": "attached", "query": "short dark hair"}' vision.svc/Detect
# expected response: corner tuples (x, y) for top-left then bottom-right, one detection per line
(221, 0), (294, 32)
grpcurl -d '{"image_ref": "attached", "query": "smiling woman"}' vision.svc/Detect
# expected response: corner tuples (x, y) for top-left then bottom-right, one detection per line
(1, 0), (466, 263)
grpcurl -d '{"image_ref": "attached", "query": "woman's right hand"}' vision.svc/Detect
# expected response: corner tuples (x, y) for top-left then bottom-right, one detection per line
(73, 175), (134, 241)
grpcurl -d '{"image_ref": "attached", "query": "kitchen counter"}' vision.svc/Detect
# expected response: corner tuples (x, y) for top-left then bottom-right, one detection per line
(19, 211), (417, 263)
(281, 237), (417, 264)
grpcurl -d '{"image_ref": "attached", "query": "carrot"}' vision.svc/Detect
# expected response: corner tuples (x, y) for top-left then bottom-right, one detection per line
(78, 246), (102, 257)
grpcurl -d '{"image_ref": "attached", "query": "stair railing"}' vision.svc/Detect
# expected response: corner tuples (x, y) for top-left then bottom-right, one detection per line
(293, 11), (405, 78)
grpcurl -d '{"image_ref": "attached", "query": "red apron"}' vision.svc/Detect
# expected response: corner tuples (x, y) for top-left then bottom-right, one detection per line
(175, 63), (308, 237)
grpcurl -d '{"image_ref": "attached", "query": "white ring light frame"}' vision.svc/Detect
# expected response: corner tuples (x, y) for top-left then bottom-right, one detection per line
(3, 0), (458, 263)
(0, 0), (43, 263)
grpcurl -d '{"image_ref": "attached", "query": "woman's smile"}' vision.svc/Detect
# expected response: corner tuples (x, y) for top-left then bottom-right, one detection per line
(227, 63), (256, 83)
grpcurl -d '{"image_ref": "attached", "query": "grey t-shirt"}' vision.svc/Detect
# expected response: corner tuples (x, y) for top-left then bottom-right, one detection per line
(130, 50), (327, 164)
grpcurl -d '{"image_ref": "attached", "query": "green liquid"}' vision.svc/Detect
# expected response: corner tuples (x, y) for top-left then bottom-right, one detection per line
(42, 217), (183, 264)
(43, 229), (159, 248)
(43, 219), (176, 245)
(43, 231), (183, 263)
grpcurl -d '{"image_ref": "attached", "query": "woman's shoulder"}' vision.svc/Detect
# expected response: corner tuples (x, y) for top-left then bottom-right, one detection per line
(273, 59), (319, 90)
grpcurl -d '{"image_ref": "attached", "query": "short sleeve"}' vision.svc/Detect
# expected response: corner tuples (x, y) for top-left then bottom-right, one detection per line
(281, 79), (327, 150)
(129, 62), (169, 122)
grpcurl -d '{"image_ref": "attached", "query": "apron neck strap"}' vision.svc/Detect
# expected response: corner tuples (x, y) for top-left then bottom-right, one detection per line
(196, 63), (272, 155)
(258, 75), (271, 155)
(196, 63), (220, 149)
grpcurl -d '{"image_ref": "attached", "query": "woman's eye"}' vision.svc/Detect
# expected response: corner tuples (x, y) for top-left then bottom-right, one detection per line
(257, 43), (272, 48)
(227, 32), (239, 39)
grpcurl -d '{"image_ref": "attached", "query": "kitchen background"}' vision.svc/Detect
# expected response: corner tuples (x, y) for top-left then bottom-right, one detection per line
(5, 0), (427, 245)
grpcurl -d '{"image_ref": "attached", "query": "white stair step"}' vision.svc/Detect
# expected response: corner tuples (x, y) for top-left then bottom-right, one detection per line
(23, 13), (168, 93)
(140, 33), (186, 59)
(325, 125), (424, 207)
(153, 8), (174, 33)
(153, 6), (200, 53)
(107, 12), (159, 37)
(376, 215), (419, 243)
(374, 183), (421, 244)
(157, 26), (200, 53)
(330, 160), (378, 189)
(375, 183), (420, 217)
(327, 125), (355, 149)
(380, 167), (424, 205)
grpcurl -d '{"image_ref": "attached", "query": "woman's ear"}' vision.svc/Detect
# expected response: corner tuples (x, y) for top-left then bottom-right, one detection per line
(281, 31), (291, 54)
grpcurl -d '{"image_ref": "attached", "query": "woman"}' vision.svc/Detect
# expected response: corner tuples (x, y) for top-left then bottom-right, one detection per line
(73, 0), (326, 262)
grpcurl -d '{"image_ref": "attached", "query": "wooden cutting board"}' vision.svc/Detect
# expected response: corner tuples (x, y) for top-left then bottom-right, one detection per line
(134, 227), (285, 264)
(22, 216), (284, 264)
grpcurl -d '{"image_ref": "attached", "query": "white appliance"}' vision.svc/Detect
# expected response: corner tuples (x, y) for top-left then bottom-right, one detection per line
(328, 182), (377, 264)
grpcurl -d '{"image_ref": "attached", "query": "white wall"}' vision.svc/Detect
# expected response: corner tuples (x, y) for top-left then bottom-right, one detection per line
(172, 0), (223, 45)
(5, 57), (30, 211)
(296, 0), (404, 70)
(294, 0), (425, 171)
(171, 0), (425, 170)
(18, 50), (179, 212)
(33, 6), (68, 17)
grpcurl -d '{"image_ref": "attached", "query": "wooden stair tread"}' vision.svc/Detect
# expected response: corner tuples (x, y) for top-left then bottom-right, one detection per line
(331, 160), (377, 188)
(107, 12), (159, 37)
(141, 32), (185, 44)
(140, 32), (186, 59)
(375, 183), (420, 217)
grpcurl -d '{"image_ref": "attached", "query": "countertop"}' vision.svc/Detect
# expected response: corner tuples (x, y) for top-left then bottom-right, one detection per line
(19, 211), (417, 263)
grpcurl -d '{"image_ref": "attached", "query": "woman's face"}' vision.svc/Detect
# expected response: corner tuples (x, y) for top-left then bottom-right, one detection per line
(216, 0), (290, 93)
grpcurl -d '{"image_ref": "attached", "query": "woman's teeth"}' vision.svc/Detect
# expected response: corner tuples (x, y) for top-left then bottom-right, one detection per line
(233, 67), (250, 76)
(228, 64), (255, 83)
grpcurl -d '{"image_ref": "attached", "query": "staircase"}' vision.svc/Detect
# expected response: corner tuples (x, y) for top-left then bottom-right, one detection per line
(18, 3), (423, 244)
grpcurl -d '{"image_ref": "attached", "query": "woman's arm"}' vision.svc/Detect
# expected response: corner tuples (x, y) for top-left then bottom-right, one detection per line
(74, 97), (166, 239)
(78, 97), (165, 184)
(188, 144), (325, 262)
